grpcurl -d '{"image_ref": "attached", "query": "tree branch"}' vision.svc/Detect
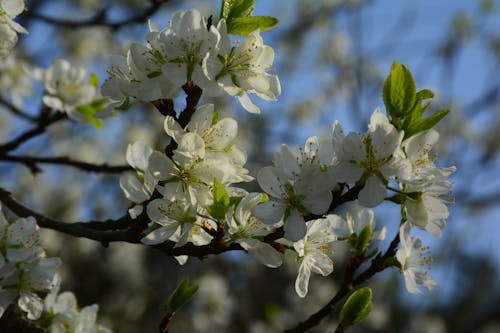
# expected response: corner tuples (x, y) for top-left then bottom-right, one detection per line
(0, 112), (67, 154)
(0, 188), (244, 257)
(0, 98), (38, 122)
(1, 154), (132, 174)
(25, 0), (169, 31)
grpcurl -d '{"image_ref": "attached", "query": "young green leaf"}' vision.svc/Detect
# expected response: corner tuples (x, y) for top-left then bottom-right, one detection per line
(164, 278), (199, 314)
(405, 109), (450, 138)
(206, 178), (231, 220)
(221, 0), (255, 20)
(76, 98), (108, 128)
(227, 16), (279, 35)
(228, 0), (255, 19)
(354, 223), (373, 254)
(383, 61), (417, 120)
(340, 287), (373, 328)
(88, 73), (99, 87)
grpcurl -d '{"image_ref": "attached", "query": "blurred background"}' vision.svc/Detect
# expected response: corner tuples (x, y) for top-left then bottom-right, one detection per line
(1, 0), (500, 332)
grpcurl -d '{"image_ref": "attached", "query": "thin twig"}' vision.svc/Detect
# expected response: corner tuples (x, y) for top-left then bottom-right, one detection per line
(0, 98), (38, 122)
(25, 0), (169, 31)
(0, 112), (67, 154)
(1, 154), (132, 173)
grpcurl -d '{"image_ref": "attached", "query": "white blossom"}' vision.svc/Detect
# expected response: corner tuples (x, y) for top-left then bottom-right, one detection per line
(35, 59), (98, 122)
(293, 216), (339, 297)
(336, 108), (411, 207)
(42, 278), (112, 333)
(203, 20), (281, 113)
(253, 143), (334, 241)
(396, 222), (436, 294)
(0, 0), (27, 58)
(0, 205), (60, 320)
(227, 193), (282, 268)
(400, 130), (456, 237)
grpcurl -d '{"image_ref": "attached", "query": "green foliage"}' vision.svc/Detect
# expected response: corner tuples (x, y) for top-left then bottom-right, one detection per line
(340, 287), (373, 328)
(88, 73), (99, 87)
(383, 61), (450, 138)
(163, 278), (199, 315)
(404, 109), (450, 139)
(76, 98), (108, 128)
(220, 0), (279, 35)
(383, 61), (416, 121)
(227, 16), (279, 35)
(206, 178), (231, 220)
(354, 223), (373, 254)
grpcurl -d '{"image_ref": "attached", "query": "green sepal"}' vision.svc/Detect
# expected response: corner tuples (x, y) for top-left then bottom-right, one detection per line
(384, 257), (402, 269)
(88, 73), (99, 87)
(354, 223), (372, 254)
(404, 109), (450, 139)
(229, 195), (244, 207)
(340, 287), (373, 328)
(147, 70), (162, 78)
(116, 96), (132, 111)
(383, 61), (417, 121)
(385, 193), (406, 205)
(76, 98), (108, 128)
(227, 16), (279, 35)
(163, 278), (198, 314)
(206, 178), (231, 220)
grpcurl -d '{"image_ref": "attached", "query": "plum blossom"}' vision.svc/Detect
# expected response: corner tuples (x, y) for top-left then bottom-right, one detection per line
(396, 222), (436, 294)
(0, 0), (27, 58)
(142, 197), (214, 248)
(41, 277), (112, 333)
(400, 129), (456, 237)
(253, 141), (335, 242)
(119, 142), (168, 218)
(35, 59), (98, 122)
(227, 193), (282, 268)
(203, 20), (281, 113)
(293, 216), (339, 297)
(336, 108), (411, 207)
(0, 205), (60, 320)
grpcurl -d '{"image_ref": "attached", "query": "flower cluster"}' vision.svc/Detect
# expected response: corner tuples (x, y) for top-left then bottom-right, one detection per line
(0, 204), (60, 320)
(0, 0), (27, 59)
(39, 277), (112, 333)
(102, 9), (280, 113)
(121, 103), (254, 261)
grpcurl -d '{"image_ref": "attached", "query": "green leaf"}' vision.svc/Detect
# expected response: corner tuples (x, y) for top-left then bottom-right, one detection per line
(164, 278), (198, 314)
(88, 73), (99, 87)
(416, 89), (434, 101)
(354, 223), (373, 254)
(206, 178), (231, 220)
(383, 61), (417, 120)
(221, 0), (255, 20)
(227, 16), (279, 35)
(340, 287), (373, 328)
(228, 0), (255, 19)
(405, 109), (450, 138)
(76, 98), (108, 128)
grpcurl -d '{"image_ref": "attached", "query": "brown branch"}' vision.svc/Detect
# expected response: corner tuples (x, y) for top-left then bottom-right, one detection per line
(25, 0), (169, 31)
(0, 188), (244, 257)
(1, 154), (132, 174)
(0, 112), (67, 154)
(285, 231), (400, 333)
